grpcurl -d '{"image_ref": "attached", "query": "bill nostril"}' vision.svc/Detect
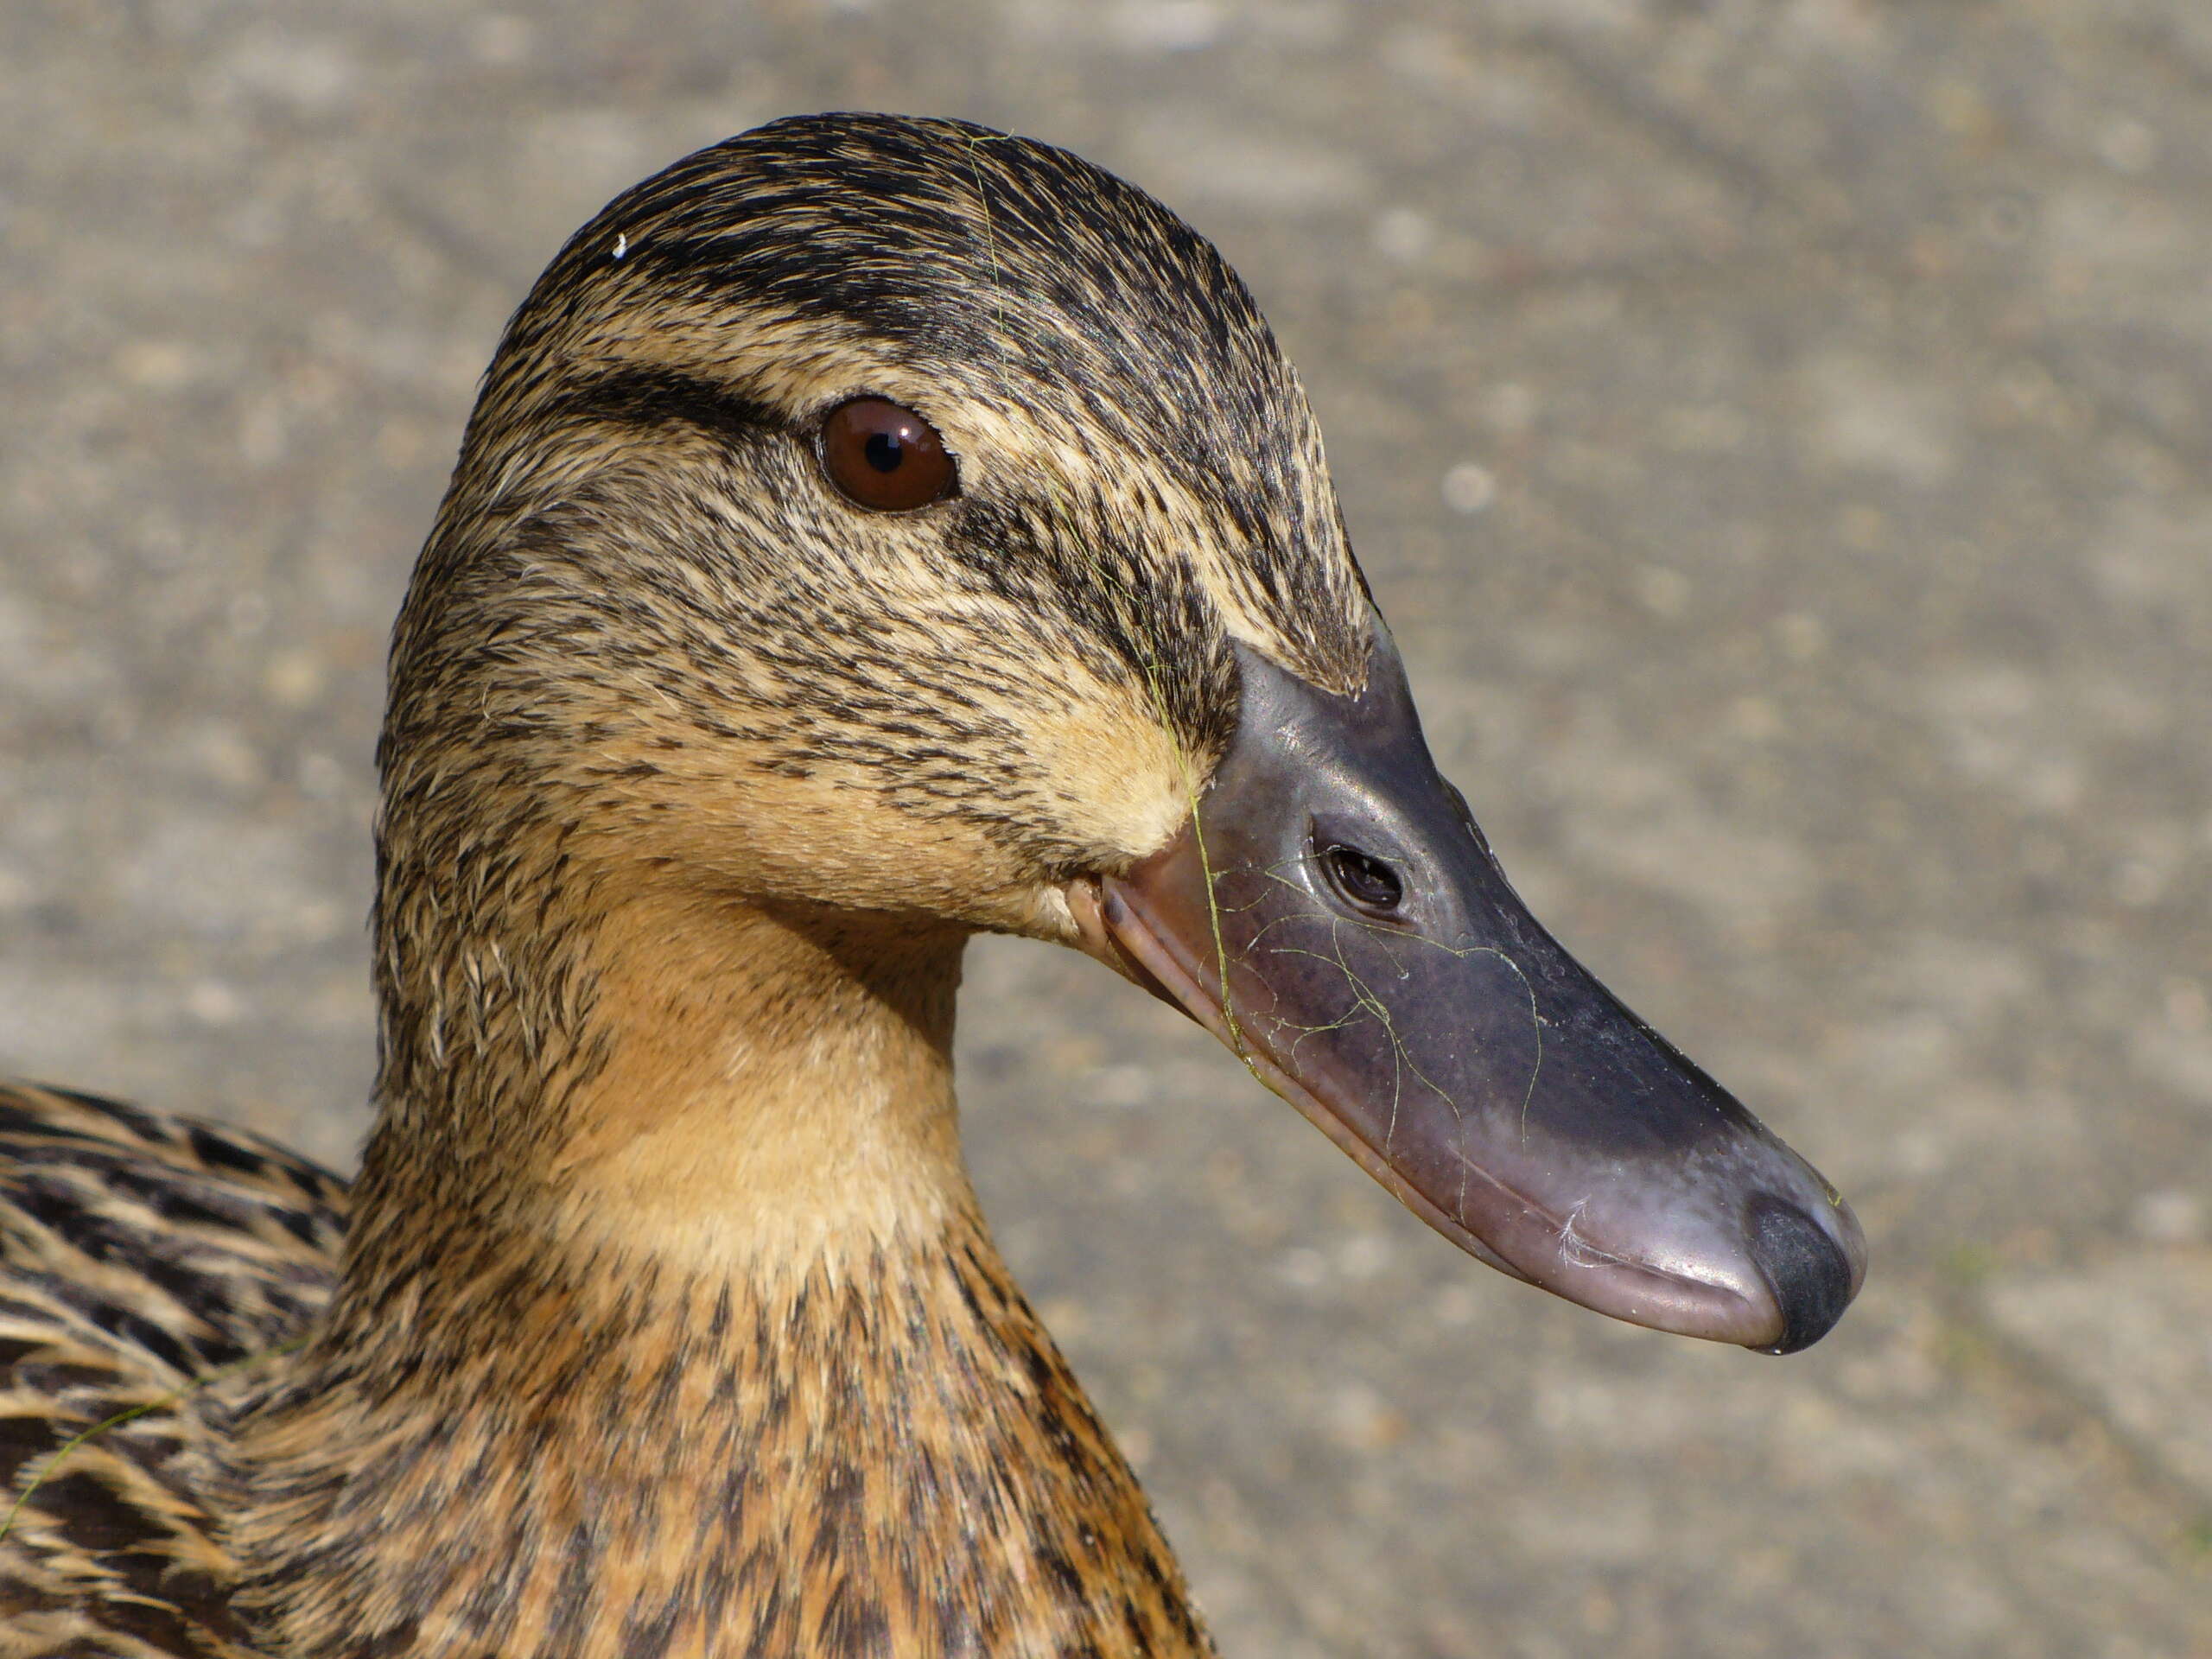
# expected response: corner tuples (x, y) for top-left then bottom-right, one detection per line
(1318, 841), (1404, 914)
(1745, 1192), (1856, 1355)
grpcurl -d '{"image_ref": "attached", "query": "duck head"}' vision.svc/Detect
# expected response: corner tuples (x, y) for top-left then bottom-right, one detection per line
(385, 113), (1862, 1352)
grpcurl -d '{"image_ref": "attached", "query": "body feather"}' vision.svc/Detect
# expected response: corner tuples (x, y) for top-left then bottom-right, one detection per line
(0, 1084), (342, 1656)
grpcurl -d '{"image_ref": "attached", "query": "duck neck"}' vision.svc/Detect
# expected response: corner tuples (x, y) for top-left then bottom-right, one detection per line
(355, 880), (980, 1287)
(228, 877), (1212, 1657)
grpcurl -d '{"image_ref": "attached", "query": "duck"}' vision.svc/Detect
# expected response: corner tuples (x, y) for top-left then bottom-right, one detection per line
(0, 112), (1866, 1657)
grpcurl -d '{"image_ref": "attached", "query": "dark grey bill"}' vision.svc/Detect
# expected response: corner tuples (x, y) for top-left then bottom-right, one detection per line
(1093, 629), (1864, 1352)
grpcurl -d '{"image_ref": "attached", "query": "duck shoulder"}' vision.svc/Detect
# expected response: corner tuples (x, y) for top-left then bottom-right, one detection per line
(0, 1080), (346, 1657)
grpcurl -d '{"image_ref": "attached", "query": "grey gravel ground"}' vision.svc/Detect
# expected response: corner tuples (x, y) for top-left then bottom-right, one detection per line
(3, 2), (2209, 1654)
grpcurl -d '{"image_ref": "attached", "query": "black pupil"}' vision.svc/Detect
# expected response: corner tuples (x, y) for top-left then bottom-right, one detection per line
(863, 430), (906, 473)
(1326, 845), (1402, 911)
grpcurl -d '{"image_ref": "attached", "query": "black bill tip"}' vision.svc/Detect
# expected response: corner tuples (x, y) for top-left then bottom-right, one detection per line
(1745, 1192), (1858, 1354)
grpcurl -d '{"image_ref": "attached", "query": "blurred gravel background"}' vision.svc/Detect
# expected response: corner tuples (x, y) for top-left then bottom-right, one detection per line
(3, 2), (2209, 1654)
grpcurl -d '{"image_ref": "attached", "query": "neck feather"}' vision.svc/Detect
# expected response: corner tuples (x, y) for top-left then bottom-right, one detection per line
(225, 856), (1212, 1656)
(362, 881), (976, 1283)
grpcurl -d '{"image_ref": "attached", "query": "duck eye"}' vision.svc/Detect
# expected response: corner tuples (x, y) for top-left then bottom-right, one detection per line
(1320, 843), (1404, 915)
(820, 397), (957, 512)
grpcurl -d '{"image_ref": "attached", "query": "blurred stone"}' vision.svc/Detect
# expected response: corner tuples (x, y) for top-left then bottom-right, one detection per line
(2132, 1191), (2205, 1247)
(1985, 1255), (2212, 1507)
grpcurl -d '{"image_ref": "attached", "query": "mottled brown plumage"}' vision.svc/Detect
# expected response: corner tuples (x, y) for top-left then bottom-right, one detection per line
(0, 1082), (342, 1657)
(1, 114), (1376, 1654)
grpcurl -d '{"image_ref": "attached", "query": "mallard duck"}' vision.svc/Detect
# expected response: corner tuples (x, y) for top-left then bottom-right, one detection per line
(0, 112), (1863, 1656)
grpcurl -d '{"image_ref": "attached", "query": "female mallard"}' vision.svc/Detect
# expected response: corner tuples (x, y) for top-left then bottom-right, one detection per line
(0, 113), (1863, 1656)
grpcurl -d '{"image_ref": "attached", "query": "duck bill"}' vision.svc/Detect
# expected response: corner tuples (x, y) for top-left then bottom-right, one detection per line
(1075, 632), (1865, 1353)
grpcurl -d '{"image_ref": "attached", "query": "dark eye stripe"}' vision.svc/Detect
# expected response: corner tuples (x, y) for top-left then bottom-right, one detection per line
(553, 368), (780, 448)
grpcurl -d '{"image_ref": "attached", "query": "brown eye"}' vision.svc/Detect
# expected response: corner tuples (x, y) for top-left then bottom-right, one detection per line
(819, 397), (957, 511)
